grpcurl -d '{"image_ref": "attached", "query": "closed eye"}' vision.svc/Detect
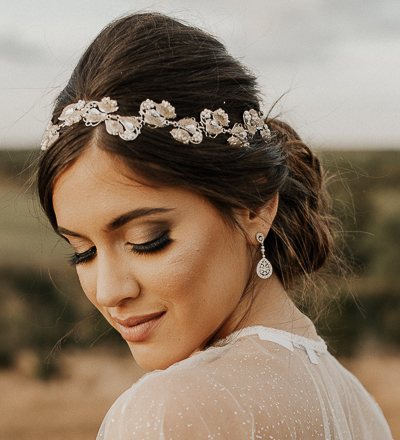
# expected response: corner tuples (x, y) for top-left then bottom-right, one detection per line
(67, 231), (172, 265)
(68, 246), (97, 266)
(128, 232), (172, 255)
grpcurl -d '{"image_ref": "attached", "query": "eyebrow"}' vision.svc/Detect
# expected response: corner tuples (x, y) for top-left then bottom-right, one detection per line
(57, 207), (174, 237)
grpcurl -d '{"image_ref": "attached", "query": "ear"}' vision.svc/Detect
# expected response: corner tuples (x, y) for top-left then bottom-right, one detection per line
(235, 194), (279, 245)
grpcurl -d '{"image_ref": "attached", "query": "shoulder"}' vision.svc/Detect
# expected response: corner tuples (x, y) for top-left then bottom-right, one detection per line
(107, 339), (252, 415)
(98, 333), (394, 440)
(97, 336), (295, 439)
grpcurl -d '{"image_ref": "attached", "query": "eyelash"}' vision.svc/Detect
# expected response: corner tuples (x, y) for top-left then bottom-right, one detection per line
(68, 232), (172, 266)
(68, 247), (96, 266)
(129, 232), (172, 255)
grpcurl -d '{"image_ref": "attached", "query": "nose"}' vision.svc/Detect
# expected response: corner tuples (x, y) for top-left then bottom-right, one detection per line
(95, 252), (140, 308)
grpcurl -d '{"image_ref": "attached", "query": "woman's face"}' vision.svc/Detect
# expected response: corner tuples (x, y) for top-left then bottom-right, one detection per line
(53, 147), (254, 370)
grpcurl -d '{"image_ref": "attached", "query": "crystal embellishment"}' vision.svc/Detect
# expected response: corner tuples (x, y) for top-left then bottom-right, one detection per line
(256, 258), (273, 279)
(41, 97), (272, 151)
(256, 232), (273, 279)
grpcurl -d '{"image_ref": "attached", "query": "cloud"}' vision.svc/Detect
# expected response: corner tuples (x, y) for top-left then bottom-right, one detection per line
(0, 33), (49, 65)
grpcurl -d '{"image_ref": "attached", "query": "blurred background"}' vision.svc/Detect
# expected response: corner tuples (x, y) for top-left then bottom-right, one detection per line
(1, 0), (399, 439)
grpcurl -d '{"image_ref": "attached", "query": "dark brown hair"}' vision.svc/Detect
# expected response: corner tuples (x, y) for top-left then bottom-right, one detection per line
(37, 12), (337, 299)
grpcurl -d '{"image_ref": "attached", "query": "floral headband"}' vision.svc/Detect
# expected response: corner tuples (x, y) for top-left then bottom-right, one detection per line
(41, 97), (272, 151)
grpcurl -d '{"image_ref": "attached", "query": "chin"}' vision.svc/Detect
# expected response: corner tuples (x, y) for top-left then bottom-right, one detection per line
(127, 342), (189, 371)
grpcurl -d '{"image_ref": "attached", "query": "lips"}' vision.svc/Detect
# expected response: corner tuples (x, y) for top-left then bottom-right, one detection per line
(112, 311), (165, 343)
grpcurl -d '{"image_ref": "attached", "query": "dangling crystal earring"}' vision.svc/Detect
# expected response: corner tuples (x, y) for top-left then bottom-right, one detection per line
(256, 232), (273, 279)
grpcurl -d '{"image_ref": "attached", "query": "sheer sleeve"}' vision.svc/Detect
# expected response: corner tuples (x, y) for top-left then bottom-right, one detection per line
(97, 363), (293, 439)
(97, 328), (393, 440)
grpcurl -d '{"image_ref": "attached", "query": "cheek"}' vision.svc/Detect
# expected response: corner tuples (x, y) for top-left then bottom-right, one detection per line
(149, 244), (206, 301)
(152, 227), (247, 310)
(76, 267), (98, 306)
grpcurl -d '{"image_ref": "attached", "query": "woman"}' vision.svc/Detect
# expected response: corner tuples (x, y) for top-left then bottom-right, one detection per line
(37, 12), (393, 439)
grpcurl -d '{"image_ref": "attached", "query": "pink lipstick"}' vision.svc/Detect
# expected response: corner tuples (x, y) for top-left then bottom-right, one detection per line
(113, 312), (165, 342)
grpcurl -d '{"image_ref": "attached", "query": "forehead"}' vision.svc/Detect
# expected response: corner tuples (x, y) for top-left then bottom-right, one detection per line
(54, 148), (136, 212)
(52, 146), (213, 230)
(54, 147), (141, 198)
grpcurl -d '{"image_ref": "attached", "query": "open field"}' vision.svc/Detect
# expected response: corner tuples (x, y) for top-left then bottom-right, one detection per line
(341, 353), (400, 439)
(0, 348), (146, 440)
(1, 348), (399, 439)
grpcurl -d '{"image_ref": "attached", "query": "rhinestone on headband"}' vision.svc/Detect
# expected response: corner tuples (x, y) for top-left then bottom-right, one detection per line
(40, 97), (272, 151)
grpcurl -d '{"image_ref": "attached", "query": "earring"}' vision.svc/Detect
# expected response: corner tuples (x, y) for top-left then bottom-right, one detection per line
(256, 232), (273, 279)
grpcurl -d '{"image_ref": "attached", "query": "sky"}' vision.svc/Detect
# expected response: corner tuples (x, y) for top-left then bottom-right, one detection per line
(0, 0), (399, 149)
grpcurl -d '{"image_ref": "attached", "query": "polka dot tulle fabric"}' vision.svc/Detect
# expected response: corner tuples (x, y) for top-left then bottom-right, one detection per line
(97, 327), (393, 439)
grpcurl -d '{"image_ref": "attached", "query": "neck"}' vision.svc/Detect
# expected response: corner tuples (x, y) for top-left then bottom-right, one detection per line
(213, 274), (317, 343)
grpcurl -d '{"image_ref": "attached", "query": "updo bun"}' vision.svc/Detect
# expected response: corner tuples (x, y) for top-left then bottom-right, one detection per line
(37, 12), (338, 297)
(263, 119), (334, 288)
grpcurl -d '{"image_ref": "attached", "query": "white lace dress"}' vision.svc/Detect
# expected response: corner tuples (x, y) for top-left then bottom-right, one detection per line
(97, 326), (393, 439)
